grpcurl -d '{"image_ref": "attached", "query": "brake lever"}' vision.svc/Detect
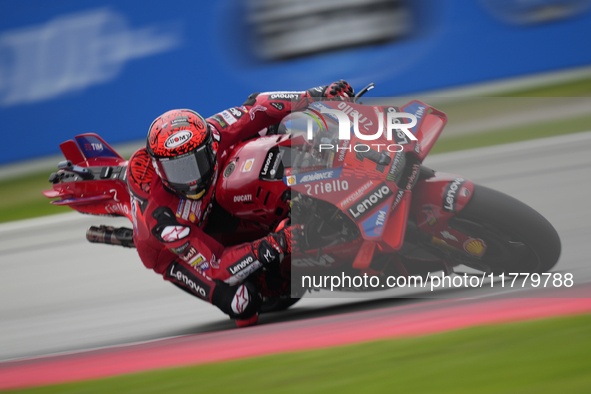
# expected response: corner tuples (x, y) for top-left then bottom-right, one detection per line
(354, 83), (375, 103)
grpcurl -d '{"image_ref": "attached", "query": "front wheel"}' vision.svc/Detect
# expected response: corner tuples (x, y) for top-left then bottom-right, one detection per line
(451, 185), (561, 273)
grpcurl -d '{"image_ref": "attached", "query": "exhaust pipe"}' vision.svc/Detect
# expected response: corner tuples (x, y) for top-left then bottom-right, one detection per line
(86, 225), (135, 248)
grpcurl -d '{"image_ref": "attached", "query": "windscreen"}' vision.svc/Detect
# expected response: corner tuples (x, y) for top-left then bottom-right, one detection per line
(279, 110), (341, 174)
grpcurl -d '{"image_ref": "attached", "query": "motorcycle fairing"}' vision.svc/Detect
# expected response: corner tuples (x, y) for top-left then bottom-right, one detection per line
(216, 134), (291, 229)
(400, 101), (447, 162)
(60, 133), (124, 165)
(43, 133), (132, 221)
(410, 172), (486, 256)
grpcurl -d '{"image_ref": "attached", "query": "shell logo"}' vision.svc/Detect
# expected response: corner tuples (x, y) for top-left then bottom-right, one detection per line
(463, 238), (487, 257)
(242, 158), (255, 172)
(286, 176), (296, 185)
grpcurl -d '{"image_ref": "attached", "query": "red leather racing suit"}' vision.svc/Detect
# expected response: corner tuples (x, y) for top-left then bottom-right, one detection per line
(127, 89), (320, 316)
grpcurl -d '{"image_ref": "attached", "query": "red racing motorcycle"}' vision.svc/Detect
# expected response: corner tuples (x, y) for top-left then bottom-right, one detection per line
(43, 85), (561, 311)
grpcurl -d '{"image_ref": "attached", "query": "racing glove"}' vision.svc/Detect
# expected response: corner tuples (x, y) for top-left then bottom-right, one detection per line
(251, 223), (303, 265)
(324, 80), (355, 99)
(306, 80), (355, 100)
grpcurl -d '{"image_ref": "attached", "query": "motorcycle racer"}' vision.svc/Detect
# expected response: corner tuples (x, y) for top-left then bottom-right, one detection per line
(127, 80), (354, 326)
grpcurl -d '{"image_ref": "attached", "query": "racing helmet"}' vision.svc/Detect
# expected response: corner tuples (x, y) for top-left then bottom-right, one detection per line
(147, 109), (217, 200)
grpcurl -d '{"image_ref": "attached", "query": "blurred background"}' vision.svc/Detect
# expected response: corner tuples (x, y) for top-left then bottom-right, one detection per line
(1, 0), (591, 165)
(1, 3), (591, 389)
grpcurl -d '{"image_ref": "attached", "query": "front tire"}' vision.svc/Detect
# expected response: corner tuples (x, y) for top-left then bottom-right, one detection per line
(452, 185), (561, 273)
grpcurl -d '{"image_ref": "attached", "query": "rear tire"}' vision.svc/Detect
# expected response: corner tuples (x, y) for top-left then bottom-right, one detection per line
(453, 185), (561, 273)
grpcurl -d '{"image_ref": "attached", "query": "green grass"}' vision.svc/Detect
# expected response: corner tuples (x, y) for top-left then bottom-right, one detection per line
(430, 112), (591, 154)
(7, 313), (591, 393)
(498, 76), (591, 97)
(0, 171), (71, 223)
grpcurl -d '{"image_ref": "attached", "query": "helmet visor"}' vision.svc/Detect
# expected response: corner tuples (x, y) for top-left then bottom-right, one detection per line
(157, 143), (215, 192)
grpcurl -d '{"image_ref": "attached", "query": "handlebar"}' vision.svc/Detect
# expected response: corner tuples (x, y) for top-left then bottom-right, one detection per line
(353, 83), (375, 103)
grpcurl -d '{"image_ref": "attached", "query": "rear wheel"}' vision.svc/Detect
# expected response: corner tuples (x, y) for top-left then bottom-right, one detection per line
(451, 185), (561, 273)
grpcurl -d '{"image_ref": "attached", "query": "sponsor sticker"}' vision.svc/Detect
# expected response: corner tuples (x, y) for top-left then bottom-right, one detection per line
(197, 261), (210, 273)
(242, 158), (255, 172)
(422, 205), (437, 226)
(188, 252), (206, 267)
(382, 106), (411, 145)
(84, 143), (103, 151)
(405, 163), (421, 190)
(304, 179), (348, 196)
(260, 149), (275, 178)
(165, 130), (193, 150)
(228, 261), (262, 285)
(228, 107), (244, 119)
(105, 202), (129, 215)
(336, 139), (349, 163)
(180, 246), (198, 263)
(166, 261), (210, 300)
(171, 116), (189, 126)
(210, 254), (220, 269)
(227, 254), (257, 275)
(221, 110), (237, 125)
(361, 206), (389, 237)
(249, 105), (267, 120)
(171, 241), (190, 255)
(268, 92), (302, 101)
(391, 189), (405, 211)
(283, 167), (342, 186)
(337, 102), (374, 132)
(182, 199), (191, 220)
(176, 199), (186, 218)
(339, 180), (375, 209)
(386, 151), (405, 182)
(211, 114), (227, 128)
(226, 253), (262, 285)
(463, 238), (487, 257)
(189, 200), (199, 223)
(440, 230), (458, 242)
(442, 178), (467, 213)
(270, 102), (284, 111)
(347, 183), (393, 221)
(188, 253), (206, 267)
(402, 102), (426, 134)
(234, 194), (252, 202)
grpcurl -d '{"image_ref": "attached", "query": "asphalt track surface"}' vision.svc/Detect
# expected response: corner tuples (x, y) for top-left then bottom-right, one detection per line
(1, 132), (590, 383)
